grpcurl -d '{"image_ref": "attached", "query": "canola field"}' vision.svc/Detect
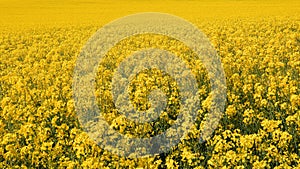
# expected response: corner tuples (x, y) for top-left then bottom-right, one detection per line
(0, 0), (300, 168)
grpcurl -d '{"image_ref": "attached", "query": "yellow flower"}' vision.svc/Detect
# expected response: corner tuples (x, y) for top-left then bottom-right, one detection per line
(225, 105), (236, 117)
(261, 119), (281, 133)
(252, 160), (268, 169)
